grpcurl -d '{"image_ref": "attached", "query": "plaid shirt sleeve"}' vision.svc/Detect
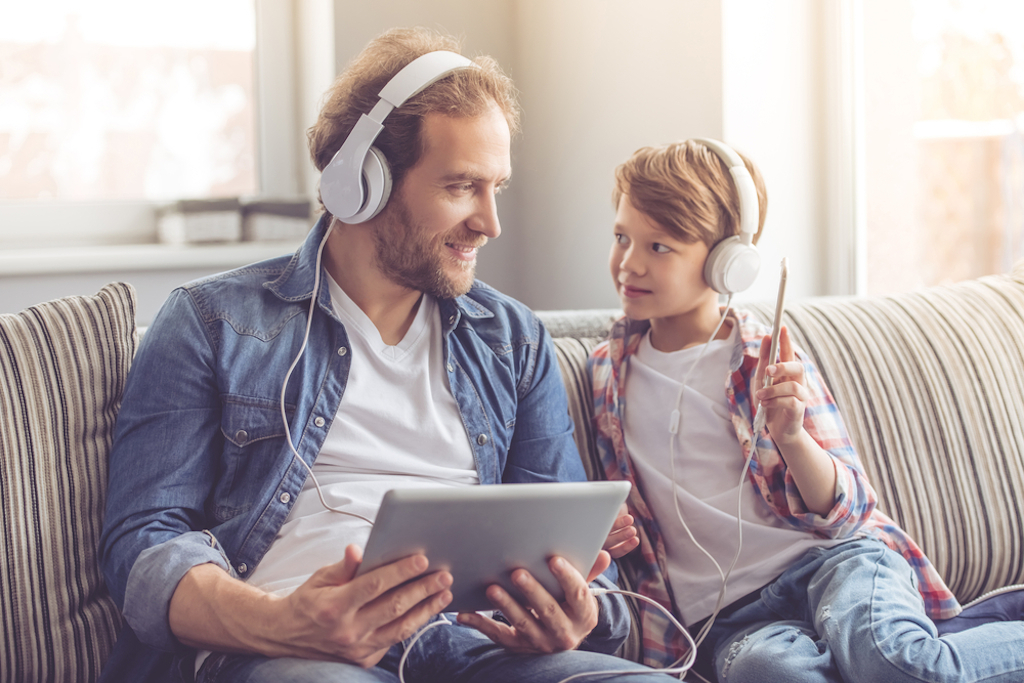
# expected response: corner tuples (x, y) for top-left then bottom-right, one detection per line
(732, 310), (960, 619)
(729, 319), (879, 540)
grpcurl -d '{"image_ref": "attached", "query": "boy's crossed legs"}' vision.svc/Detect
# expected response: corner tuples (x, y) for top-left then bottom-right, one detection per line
(707, 539), (1024, 683)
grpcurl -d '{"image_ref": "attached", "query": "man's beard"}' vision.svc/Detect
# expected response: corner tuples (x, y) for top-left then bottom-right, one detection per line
(372, 196), (484, 300)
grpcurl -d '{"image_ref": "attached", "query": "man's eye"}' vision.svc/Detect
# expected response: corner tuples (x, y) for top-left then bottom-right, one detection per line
(653, 243), (671, 254)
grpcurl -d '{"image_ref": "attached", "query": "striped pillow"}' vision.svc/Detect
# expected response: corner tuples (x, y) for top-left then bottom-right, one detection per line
(0, 283), (136, 683)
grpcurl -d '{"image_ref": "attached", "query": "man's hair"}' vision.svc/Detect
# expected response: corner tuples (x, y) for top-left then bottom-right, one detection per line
(308, 27), (521, 214)
(612, 139), (768, 249)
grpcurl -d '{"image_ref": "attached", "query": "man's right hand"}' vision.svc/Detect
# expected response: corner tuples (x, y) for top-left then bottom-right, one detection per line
(168, 544), (453, 668)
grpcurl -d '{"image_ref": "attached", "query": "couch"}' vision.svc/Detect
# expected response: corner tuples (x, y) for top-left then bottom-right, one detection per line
(3, 263), (1024, 681)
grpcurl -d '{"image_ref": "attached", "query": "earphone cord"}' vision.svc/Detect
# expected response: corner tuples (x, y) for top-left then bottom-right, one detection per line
(552, 588), (697, 683)
(279, 220), (374, 524)
(662, 295), (766, 653)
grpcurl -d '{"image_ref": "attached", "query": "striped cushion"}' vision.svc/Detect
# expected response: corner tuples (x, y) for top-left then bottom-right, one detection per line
(0, 283), (136, 683)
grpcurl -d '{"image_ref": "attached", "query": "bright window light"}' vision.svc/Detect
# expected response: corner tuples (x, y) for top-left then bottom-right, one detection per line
(0, 0), (257, 201)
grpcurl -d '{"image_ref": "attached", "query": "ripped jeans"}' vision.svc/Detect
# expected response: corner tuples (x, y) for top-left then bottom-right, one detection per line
(703, 539), (1024, 683)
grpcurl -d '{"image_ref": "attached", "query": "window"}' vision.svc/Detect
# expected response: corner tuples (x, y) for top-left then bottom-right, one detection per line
(0, 0), (317, 252)
(0, 1), (256, 204)
(862, 0), (1024, 295)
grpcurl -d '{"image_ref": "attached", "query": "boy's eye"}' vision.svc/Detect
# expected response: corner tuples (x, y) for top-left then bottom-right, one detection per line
(614, 233), (628, 245)
(653, 243), (671, 254)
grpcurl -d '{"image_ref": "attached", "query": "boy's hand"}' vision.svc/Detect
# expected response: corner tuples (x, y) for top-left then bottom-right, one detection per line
(603, 503), (639, 558)
(754, 326), (809, 445)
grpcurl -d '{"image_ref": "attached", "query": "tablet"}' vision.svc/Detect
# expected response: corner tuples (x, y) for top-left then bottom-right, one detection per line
(355, 480), (631, 612)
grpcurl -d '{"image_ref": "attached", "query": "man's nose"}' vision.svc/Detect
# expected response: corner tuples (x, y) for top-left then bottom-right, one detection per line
(469, 192), (501, 239)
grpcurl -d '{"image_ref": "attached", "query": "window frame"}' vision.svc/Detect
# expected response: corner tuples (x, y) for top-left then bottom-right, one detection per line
(0, 0), (321, 254)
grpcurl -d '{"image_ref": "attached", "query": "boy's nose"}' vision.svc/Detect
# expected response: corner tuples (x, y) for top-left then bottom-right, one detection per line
(619, 246), (644, 275)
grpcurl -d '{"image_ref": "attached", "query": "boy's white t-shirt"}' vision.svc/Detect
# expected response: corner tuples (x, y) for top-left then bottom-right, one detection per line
(623, 324), (838, 626)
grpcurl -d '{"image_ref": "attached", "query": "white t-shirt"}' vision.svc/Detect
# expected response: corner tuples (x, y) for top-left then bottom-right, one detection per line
(198, 278), (478, 674)
(623, 325), (837, 626)
(243, 275), (478, 596)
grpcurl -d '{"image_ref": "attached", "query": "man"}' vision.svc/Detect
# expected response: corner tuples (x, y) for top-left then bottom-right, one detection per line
(99, 27), (670, 683)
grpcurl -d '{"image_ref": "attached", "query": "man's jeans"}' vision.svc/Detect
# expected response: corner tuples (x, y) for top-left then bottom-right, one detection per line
(196, 618), (677, 683)
(704, 539), (1024, 683)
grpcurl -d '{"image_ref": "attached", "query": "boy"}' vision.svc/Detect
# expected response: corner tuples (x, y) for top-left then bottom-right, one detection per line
(590, 140), (1024, 682)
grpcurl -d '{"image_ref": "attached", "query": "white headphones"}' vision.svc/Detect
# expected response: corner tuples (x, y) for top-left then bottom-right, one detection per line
(320, 51), (478, 224)
(693, 138), (761, 295)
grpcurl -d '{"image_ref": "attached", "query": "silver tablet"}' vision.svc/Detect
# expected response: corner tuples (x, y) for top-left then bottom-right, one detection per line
(355, 480), (631, 612)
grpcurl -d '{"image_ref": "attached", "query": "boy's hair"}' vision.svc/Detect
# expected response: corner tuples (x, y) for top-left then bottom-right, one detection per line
(612, 139), (768, 248)
(307, 27), (521, 213)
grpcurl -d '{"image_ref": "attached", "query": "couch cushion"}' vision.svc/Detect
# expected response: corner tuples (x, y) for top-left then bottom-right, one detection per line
(0, 283), (136, 683)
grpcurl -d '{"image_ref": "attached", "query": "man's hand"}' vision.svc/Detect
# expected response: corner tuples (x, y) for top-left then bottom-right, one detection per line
(603, 503), (639, 558)
(455, 551), (610, 653)
(169, 544), (453, 667)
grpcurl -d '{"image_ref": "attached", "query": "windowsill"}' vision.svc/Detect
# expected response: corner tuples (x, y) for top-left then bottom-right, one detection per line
(0, 241), (303, 277)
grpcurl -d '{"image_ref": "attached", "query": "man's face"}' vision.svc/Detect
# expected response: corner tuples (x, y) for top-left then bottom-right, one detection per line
(372, 103), (512, 299)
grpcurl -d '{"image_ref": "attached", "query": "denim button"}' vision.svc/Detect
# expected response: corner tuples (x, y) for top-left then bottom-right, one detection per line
(237, 563), (248, 574)
(314, 417), (325, 427)
(234, 429), (248, 444)
(338, 347), (347, 356)
(447, 363), (454, 372)
(476, 434), (488, 446)
(448, 315), (455, 324)
(280, 492), (291, 504)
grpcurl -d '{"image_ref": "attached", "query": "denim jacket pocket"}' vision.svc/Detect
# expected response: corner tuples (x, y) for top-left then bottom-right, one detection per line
(214, 396), (294, 522)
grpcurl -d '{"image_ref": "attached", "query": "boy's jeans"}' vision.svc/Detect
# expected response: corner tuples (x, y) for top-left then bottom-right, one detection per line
(706, 539), (1024, 683)
(196, 618), (678, 683)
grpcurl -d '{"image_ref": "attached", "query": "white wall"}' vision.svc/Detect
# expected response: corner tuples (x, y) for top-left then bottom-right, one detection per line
(722, 0), (826, 301)
(511, 0), (726, 310)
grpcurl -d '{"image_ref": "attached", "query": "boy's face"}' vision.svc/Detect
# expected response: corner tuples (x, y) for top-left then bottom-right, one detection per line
(609, 195), (717, 323)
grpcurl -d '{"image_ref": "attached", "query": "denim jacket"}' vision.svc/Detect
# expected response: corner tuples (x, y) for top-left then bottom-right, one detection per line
(99, 215), (629, 680)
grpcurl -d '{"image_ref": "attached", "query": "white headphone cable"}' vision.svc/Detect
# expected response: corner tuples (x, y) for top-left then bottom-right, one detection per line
(659, 294), (768, 653)
(551, 587), (697, 683)
(279, 219), (374, 524)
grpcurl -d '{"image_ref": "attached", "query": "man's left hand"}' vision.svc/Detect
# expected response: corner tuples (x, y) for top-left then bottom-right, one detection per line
(456, 551), (610, 653)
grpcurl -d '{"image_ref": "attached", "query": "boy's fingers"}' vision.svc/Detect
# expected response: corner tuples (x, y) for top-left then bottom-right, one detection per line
(780, 325), (794, 361)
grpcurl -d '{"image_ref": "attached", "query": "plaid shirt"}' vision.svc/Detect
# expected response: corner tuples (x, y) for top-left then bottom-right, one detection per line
(588, 310), (960, 668)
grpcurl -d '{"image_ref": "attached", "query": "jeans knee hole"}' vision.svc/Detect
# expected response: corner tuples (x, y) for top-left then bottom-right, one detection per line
(720, 635), (750, 681)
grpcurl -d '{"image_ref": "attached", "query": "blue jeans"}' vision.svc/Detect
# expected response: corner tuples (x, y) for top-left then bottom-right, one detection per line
(196, 619), (676, 683)
(703, 539), (1024, 683)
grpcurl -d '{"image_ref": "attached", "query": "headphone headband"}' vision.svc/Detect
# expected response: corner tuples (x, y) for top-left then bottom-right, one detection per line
(320, 51), (477, 223)
(693, 138), (758, 246)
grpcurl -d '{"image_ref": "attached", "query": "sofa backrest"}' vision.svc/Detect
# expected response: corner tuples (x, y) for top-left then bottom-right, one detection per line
(541, 262), (1024, 609)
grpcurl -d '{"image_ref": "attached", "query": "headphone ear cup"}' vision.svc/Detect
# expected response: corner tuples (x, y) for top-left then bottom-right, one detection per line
(346, 146), (393, 224)
(704, 236), (761, 295)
